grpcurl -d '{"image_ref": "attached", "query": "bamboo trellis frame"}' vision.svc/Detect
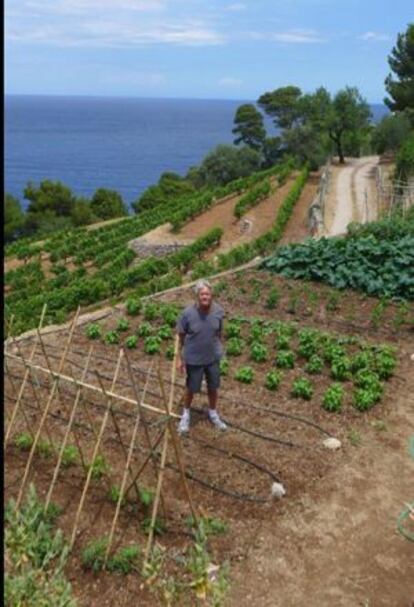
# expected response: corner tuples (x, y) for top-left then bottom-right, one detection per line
(4, 305), (197, 565)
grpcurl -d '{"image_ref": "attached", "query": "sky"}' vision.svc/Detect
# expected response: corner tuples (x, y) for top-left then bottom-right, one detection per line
(5, 0), (414, 102)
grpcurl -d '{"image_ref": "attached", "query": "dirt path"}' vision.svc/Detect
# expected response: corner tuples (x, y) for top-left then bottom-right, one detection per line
(228, 358), (414, 606)
(324, 157), (380, 236)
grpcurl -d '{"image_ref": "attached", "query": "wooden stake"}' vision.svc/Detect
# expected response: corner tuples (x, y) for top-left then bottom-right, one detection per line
(104, 361), (153, 565)
(157, 360), (197, 523)
(4, 359), (34, 439)
(4, 303), (47, 446)
(14, 307), (80, 511)
(143, 335), (179, 569)
(123, 350), (167, 517)
(5, 353), (180, 420)
(69, 350), (123, 550)
(44, 345), (94, 511)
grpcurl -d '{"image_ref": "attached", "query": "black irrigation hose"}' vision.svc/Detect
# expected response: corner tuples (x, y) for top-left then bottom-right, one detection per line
(190, 405), (302, 449)
(20, 342), (332, 436)
(5, 367), (310, 450)
(4, 388), (275, 503)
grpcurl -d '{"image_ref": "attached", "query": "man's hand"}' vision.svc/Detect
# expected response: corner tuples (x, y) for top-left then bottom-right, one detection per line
(176, 356), (185, 374)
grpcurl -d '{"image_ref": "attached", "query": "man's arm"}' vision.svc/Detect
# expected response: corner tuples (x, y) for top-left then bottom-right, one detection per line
(176, 332), (186, 372)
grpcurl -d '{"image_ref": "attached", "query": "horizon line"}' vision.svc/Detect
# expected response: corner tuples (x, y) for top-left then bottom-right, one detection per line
(5, 92), (387, 105)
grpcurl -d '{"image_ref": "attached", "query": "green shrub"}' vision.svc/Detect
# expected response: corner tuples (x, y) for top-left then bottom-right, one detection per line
(305, 354), (324, 374)
(144, 336), (162, 355)
(234, 366), (254, 384)
(104, 331), (119, 345)
(275, 350), (295, 369)
(61, 445), (79, 468)
(15, 432), (34, 451)
(226, 337), (245, 356)
(137, 321), (153, 337)
(117, 318), (130, 332)
(265, 370), (282, 391)
(81, 537), (108, 572)
(322, 383), (344, 412)
(107, 545), (140, 574)
(250, 341), (268, 363)
(86, 323), (102, 340)
(291, 377), (313, 400)
(125, 297), (141, 316)
(219, 358), (229, 375)
(125, 335), (138, 349)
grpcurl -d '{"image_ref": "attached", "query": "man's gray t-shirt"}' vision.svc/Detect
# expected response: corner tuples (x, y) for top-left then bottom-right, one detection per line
(176, 302), (225, 366)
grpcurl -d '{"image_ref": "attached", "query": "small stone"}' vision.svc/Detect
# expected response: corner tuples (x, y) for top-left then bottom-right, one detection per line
(271, 482), (286, 499)
(323, 437), (342, 450)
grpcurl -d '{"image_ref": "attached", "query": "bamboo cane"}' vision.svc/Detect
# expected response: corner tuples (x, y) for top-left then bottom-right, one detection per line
(143, 336), (178, 569)
(69, 350), (123, 550)
(4, 303), (47, 446)
(14, 307), (80, 511)
(44, 345), (94, 511)
(104, 362), (153, 565)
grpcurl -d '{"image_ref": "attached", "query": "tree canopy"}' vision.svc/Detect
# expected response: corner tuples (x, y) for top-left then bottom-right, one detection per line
(195, 144), (261, 186)
(4, 194), (25, 243)
(132, 172), (194, 213)
(90, 188), (128, 220)
(24, 180), (76, 217)
(232, 104), (266, 150)
(385, 23), (414, 114)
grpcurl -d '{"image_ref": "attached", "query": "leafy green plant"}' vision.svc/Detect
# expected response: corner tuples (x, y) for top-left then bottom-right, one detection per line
(322, 383), (344, 412)
(104, 330), (119, 345)
(61, 445), (79, 468)
(86, 323), (102, 340)
(117, 318), (130, 332)
(323, 342), (345, 363)
(224, 321), (241, 339)
(137, 321), (153, 337)
(291, 377), (313, 400)
(157, 324), (173, 341)
(234, 366), (254, 384)
(351, 350), (375, 373)
(37, 439), (53, 459)
(108, 485), (125, 506)
(275, 350), (295, 369)
(250, 341), (268, 363)
(141, 517), (166, 536)
(143, 302), (159, 321)
(88, 454), (110, 480)
(373, 346), (397, 379)
(125, 297), (142, 316)
(330, 355), (352, 381)
(125, 335), (138, 349)
(107, 545), (140, 574)
(348, 428), (362, 446)
(265, 287), (280, 310)
(160, 304), (179, 327)
(297, 328), (319, 359)
(15, 432), (34, 452)
(219, 358), (229, 376)
(144, 335), (162, 355)
(353, 388), (381, 411)
(186, 516), (229, 536)
(265, 370), (282, 391)
(81, 537), (108, 572)
(275, 333), (290, 350)
(226, 337), (245, 356)
(305, 354), (324, 374)
(139, 487), (154, 508)
(5, 485), (74, 607)
(165, 344), (175, 360)
(326, 291), (340, 312)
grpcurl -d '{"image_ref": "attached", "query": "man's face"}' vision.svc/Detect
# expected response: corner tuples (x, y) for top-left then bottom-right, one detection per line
(198, 287), (213, 308)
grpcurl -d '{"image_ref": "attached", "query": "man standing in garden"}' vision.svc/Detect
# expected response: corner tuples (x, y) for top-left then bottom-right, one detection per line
(176, 279), (227, 434)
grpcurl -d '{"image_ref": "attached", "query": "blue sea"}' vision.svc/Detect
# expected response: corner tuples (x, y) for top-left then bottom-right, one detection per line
(5, 95), (388, 211)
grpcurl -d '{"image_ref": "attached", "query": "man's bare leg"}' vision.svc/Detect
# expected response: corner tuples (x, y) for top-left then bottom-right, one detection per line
(207, 389), (227, 430)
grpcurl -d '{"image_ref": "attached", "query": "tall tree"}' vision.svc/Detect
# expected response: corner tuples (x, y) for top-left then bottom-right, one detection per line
(232, 104), (266, 150)
(4, 194), (25, 242)
(258, 85), (302, 130)
(24, 180), (75, 217)
(327, 87), (371, 164)
(385, 23), (414, 113)
(90, 188), (128, 220)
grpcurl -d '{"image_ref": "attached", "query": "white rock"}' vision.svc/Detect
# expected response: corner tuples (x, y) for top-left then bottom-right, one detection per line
(271, 482), (286, 499)
(410, 353), (414, 362)
(323, 437), (342, 450)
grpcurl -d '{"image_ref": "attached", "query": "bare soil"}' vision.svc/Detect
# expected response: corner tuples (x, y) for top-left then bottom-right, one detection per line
(5, 269), (414, 606)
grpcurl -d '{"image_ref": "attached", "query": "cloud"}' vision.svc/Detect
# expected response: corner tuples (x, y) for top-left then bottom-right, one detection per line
(270, 29), (325, 43)
(218, 77), (242, 86)
(359, 31), (390, 42)
(6, 0), (225, 47)
(226, 2), (247, 10)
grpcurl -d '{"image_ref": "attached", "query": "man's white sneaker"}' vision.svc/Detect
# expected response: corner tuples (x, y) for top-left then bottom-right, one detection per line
(178, 411), (190, 435)
(208, 410), (227, 431)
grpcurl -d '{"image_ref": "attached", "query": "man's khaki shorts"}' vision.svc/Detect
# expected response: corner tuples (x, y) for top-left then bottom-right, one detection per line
(185, 361), (221, 393)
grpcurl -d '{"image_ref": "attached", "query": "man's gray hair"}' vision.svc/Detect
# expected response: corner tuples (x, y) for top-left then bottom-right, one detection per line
(193, 279), (212, 295)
